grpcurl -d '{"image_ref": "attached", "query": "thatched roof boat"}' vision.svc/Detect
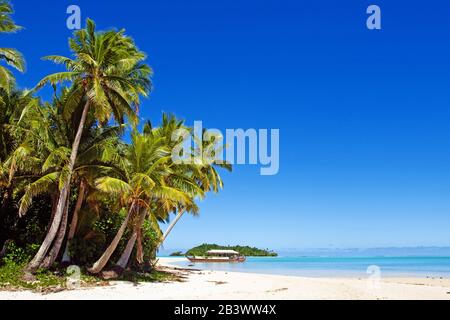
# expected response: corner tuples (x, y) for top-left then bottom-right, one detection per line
(186, 249), (246, 263)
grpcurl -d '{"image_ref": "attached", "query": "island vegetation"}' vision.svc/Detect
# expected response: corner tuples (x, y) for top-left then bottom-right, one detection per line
(182, 244), (277, 257)
(0, 0), (230, 290)
(169, 251), (185, 257)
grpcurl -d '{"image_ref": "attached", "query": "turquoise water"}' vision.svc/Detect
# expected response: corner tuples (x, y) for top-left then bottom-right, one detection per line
(167, 256), (450, 277)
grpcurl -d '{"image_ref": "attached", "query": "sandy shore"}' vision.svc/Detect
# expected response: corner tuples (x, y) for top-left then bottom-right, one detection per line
(1, 257), (450, 300)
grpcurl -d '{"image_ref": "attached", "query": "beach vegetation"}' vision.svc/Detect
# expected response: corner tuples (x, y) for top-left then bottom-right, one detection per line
(0, 0), (24, 91)
(0, 0), (230, 288)
(169, 251), (184, 256)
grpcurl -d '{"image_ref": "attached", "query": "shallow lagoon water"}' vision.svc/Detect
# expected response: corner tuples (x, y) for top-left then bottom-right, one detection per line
(168, 256), (450, 278)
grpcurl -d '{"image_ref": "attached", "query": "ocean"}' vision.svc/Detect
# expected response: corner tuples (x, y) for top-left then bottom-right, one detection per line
(166, 256), (450, 278)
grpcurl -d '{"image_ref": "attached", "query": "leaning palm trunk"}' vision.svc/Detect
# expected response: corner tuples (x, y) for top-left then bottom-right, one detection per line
(62, 181), (86, 264)
(114, 209), (147, 272)
(88, 202), (135, 274)
(160, 210), (185, 246)
(114, 233), (137, 272)
(46, 193), (59, 231)
(40, 198), (70, 269)
(26, 100), (90, 272)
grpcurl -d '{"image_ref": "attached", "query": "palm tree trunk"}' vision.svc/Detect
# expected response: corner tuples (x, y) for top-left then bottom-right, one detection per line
(88, 202), (135, 274)
(1, 185), (12, 209)
(40, 197), (70, 269)
(46, 193), (59, 231)
(0, 239), (12, 258)
(160, 210), (185, 245)
(62, 181), (86, 264)
(114, 209), (147, 272)
(26, 100), (90, 272)
(114, 233), (137, 271)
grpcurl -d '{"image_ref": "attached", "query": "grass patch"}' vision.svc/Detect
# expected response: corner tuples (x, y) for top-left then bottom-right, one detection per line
(0, 260), (178, 292)
(0, 262), (65, 292)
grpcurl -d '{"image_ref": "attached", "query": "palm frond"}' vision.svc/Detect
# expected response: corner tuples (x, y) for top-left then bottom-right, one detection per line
(0, 48), (25, 71)
(18, 171), (59, 217)
(95, 176), (132, 196)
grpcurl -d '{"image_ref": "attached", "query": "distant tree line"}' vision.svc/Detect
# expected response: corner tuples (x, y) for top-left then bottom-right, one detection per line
(177, 243), (277, 257)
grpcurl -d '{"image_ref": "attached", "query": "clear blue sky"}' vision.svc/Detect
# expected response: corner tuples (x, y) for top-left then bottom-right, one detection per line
(5, 0), (450, 250)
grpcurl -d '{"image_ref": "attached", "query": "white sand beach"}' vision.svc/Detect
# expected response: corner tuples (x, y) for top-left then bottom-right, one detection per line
(1, 257), (450, 300)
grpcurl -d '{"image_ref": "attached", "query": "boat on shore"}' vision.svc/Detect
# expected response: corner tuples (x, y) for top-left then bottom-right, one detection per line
(186, 249), (246, 263)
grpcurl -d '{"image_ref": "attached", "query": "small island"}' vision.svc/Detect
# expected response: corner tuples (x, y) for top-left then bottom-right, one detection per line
(169, 251), (184, 257)
(170, 243), (278, 257)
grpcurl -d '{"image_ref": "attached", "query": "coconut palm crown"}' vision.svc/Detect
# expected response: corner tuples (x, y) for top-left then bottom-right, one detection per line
(0, 0), (25, 90)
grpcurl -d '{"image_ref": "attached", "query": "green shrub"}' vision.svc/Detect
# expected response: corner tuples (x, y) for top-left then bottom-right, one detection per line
(0, 241), (64, 290)
(69, 208), (129, 267)
(1, 240), (39, 265)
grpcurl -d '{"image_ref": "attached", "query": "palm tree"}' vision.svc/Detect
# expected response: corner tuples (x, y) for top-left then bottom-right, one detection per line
(60, 126), (124, 265)
(110, 117), (232, 273)
(26, 19), (151, 272)
(11, 96), (124, 268)
(0, 1), (20, 32)
(89, 127), (195, 274)
(156, 117), (232, 246)
(113, 165), (201, 273)
(0, 89), (36, 211)
(41, 126), (122, 268)
(0, 89), (33, 161)
(0, 1), (24, 91)
(159, 165), (230, 246)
